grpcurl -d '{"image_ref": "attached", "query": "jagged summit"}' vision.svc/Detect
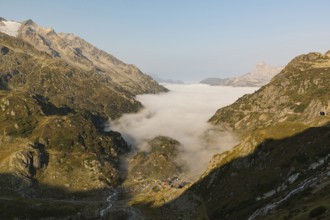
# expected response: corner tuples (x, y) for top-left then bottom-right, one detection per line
(201, 62), (283, 87)
(326, 50), (330, 57)
(58, 32), (76, 39)
(256, 61), (267, 66)
(22, 19), (36, 26)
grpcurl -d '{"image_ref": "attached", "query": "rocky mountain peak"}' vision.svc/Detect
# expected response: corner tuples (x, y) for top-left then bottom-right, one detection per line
(22, 19), (37, 27)
(256, 61), (267, 66)
(58, 32), (76, 40)
(0, 19), (21, 37)
(325, 50), (330, 57)
(288, 52), (326, 65)
(201, 62), (283, 87)
(0, 17), (167, 95)
(248, 61), (282, 77)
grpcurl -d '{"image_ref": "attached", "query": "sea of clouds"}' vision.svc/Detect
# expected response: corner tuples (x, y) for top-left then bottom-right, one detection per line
(110, 83), (257, 176)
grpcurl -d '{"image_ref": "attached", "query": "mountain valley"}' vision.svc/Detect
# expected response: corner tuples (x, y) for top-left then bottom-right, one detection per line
(0, 17), (329, 220)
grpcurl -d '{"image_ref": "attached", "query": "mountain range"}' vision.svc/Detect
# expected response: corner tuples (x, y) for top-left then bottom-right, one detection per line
(0, 17), (330, 220)
(200, 62), (283, 87)
(149, 74), (184, 84)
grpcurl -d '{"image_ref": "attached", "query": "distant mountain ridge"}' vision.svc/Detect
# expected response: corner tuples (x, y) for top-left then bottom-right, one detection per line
(149, 74), (184, 84)
(201, 62), (283, 87)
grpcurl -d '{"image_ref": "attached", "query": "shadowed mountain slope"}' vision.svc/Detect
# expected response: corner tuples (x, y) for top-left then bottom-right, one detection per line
(137, 121), (330, 220)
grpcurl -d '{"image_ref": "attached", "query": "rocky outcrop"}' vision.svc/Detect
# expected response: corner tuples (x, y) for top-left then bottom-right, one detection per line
(127, 136), (184, 181)
(9, 143), (48, 186)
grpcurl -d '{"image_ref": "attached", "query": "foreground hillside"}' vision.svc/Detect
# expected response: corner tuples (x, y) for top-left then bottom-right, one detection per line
(155, 119), (330, 220)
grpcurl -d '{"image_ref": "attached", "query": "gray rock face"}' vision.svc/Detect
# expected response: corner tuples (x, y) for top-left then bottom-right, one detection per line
(201, 62), (283, 87)
(0, 46), (9, 55)
(15, 20), (167, 95)
(9, 143), (48, 186)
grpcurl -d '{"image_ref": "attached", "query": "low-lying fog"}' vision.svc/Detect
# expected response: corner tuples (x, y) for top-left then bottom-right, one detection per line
(110, 84), (257, 176)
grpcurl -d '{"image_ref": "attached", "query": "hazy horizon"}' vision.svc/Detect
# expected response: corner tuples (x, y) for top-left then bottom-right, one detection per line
(1, 0), (330, 81)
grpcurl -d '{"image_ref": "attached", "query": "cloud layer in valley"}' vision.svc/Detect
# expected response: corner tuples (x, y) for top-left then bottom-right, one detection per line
(110, 83), (257, 176)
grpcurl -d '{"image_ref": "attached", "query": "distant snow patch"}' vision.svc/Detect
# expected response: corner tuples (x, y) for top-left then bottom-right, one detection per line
(0, 20), (21, 37)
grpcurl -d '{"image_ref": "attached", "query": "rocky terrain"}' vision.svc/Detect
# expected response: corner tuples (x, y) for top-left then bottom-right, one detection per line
(168, 119), (330, 220)
(201, 62), (283, 87)
(126, 136), (185, 182)
(0, 18), (167, 219)
(1, 18), (166, 95)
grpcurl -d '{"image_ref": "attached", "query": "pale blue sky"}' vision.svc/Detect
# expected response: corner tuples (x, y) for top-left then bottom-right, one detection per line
(1, 0), (330, 82)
